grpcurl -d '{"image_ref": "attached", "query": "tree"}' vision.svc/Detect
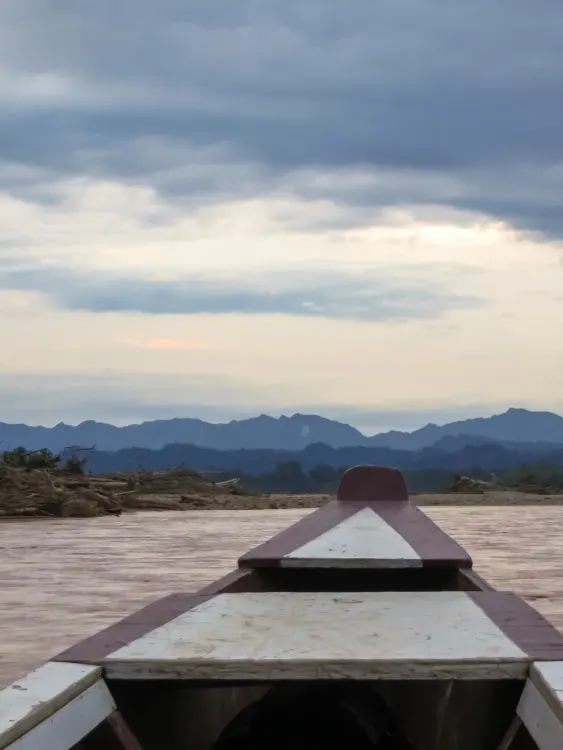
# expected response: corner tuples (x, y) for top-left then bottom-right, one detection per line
(267, 461), (309, 493)
(308, 464), (339, 491)
(1, 447), (60, 470)
(62, 455), (88, 475)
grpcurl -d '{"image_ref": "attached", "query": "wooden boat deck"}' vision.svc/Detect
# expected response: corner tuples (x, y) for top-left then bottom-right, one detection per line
(59, 590), (563, 682)
(2, 507), (563, 688)
(240, 501), (472, 569)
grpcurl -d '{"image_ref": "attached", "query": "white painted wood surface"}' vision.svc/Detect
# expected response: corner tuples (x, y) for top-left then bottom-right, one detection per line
(281, 507), (422, 567)
(0, 662), (101, 750)
(5, 680), (116, 750)
(531, 661), (563, 722)
(517, 679), (563, 750)
(104, 591), (527, 681)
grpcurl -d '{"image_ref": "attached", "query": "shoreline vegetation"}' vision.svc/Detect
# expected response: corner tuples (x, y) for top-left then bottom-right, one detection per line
(2, 447), (563, 518)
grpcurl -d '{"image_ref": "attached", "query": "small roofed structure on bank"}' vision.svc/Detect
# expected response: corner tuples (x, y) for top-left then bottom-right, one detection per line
(1, 465), (562, 750)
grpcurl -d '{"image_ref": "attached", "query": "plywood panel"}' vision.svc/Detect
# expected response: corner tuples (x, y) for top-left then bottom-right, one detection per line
(104, 591), (530, 680)
(282, 507), (422, 568)
(0, 663), (101, 749)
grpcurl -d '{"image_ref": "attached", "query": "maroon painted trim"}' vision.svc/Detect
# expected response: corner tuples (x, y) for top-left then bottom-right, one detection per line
(54, 569), (270, 665)
(54, 568), (269, 665)
(496, 716), (524, 750)
(239, 499), (472, 569)
(238, 501), (362, 567)
(106, 711), (144, 749)
(338, 465), (408, 502)
(376, 502), (472, 568)
(336, 465), (470, 566)
(456, 568), (495, 591)
(197, 567), (266, 594)
(470, 591), (563, 660)
(53, 593), (214, 664)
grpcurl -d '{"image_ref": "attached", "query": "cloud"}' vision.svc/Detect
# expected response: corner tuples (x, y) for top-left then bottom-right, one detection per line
(0, 263), (479, 322)
(3, 2), (563, 427)
(1, 1), (563, 235)
(127, 338), (204, 351)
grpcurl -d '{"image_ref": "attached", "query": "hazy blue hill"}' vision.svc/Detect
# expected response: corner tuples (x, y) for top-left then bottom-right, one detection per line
(368, 408), (563, 450)
(1, 408), (563, 454)
(79, 440), (563, 476)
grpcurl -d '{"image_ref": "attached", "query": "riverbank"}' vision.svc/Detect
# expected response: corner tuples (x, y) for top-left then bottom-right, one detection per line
(137, 489), (563, 509)
(3, 463), (563, 519)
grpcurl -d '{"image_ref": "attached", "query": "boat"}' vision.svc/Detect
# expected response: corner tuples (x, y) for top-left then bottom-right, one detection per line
(1, 464), (562, 749)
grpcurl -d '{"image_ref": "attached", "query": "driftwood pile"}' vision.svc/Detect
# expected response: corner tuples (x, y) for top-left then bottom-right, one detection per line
(447, 476), (497, 494)
(447, 474), (553, 495)
(0, 465), (247, 518)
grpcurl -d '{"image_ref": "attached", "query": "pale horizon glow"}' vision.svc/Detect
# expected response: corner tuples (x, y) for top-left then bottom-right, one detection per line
(1, 181), (563, 428)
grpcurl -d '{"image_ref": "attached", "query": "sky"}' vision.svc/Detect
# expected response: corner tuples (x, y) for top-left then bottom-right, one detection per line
(1, 0), (563, 432)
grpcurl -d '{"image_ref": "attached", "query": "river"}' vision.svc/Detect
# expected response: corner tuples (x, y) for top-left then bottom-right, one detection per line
(1, 506), (562, 687)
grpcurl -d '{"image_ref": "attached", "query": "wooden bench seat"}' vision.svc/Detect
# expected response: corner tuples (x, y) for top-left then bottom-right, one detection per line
(51, 590), (563, 682)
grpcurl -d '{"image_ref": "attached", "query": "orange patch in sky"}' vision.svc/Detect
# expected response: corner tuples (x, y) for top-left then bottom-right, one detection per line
(133, 338), (202, 351)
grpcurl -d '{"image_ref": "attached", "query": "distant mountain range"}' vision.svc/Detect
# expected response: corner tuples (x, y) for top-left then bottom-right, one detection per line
(76, 439), (563, 477)
(1, 407), (563, 453)
(1, 407), (563, 477)
(0, 413), (363, 453)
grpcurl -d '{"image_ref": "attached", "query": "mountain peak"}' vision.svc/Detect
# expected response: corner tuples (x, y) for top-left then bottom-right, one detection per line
(369, 407), (563, 450)
(1, 408), (562, 454)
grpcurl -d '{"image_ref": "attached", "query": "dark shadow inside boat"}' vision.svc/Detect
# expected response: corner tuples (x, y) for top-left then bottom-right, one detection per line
(91, 677), (525, 750)
(238, 565), (488, 592)
(212, 683), (409, 749)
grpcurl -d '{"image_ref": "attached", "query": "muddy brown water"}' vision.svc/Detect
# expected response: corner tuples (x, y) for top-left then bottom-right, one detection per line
(1, 506), (563, 688)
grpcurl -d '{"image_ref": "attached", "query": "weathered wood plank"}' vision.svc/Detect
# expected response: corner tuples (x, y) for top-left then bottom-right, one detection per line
(281, 506), (423, 568)
(517, 679), (563, 750)
(0, 662), (101, 749)
(530, 661), (563, 724)
(4, 680), (115, 750)
(99, 591), (563, 680)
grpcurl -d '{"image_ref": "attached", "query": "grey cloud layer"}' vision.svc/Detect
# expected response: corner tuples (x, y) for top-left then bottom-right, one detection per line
(1, 0), (563, 235)
(0, 265), (479, 321)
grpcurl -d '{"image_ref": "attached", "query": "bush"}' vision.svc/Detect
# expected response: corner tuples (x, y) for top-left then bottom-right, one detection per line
(1, 447), (61, 471)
